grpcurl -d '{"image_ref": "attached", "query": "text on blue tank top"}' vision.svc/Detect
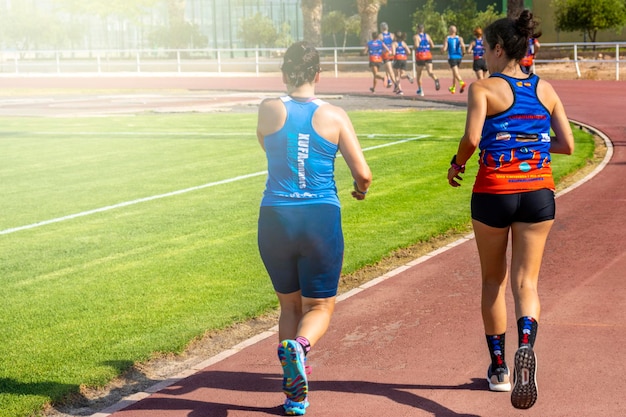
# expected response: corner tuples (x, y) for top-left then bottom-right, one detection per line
(261, 96), (339, 207)
(447, 36), (462, 59)
(417, 34), (430, 52)
(396, 44), (407, 56)
(480, 73), (551, 169)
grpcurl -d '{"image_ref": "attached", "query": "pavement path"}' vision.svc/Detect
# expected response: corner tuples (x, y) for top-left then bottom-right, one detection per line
(3, 74), (623, 417)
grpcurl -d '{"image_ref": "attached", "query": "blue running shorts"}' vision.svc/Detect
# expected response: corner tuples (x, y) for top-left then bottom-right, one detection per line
(258, 204), (344, 298)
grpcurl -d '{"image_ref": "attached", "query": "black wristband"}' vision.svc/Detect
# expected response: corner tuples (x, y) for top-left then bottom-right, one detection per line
(353, 180), (367, 195)
(450, 155), (465, 171)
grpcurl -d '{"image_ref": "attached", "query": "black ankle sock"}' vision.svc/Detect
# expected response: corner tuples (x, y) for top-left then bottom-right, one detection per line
(517, 316), (538, 347)
(486, 333), (506, 370)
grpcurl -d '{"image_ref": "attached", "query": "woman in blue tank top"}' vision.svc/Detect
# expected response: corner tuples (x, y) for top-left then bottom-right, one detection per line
(468, 27), (489, 79)
(446, 10), (574, 410)
(257, 41), (372, 416)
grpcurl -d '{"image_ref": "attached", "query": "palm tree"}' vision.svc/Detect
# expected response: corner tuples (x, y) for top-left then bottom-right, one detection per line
(507, 0), (524, 17)
(301, 0), (323, 46)
(357, 0), (387, 47)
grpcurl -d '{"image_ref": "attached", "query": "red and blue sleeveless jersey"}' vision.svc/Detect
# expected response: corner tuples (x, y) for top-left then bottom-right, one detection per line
(394, 43), (408, 60)
(261, 96), (340, 207)
(473, 38), (485, 60)
(416, 33), (430, 53)
(473, 73), (554, 194)
(367, 39), (383, 62)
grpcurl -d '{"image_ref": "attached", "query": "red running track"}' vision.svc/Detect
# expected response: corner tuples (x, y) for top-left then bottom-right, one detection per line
(5, 74), (623, 417)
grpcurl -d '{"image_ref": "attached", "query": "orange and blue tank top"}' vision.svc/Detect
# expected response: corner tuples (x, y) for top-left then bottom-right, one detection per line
(416, 33), (430, 53)
(367, 39), (383, 62)
(394, 43), (408, 60)
(473, 73), (554, 194)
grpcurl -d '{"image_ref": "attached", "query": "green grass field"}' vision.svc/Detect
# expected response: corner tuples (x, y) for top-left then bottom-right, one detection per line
(0, 110), (595, 417)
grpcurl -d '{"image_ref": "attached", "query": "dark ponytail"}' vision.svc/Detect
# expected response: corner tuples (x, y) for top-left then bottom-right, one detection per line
(281, 41), (321, 87)
(485, 9), (541, 61)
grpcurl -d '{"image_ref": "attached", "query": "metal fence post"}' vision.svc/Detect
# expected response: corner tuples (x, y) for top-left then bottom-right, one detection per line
(574, 44), (581, 78)
(334, 48), (338, 78)
(617, 43), (620, 81)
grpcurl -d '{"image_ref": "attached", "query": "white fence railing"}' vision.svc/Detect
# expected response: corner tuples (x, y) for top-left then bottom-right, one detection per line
(1, 42), (624, 80)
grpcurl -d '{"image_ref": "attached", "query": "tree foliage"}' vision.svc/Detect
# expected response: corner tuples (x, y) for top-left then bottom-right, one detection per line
(323, 10), (347, 47)
(238, 13), (279, 48)
(412, 0), (505, 44)
(553, 0), (626, 42)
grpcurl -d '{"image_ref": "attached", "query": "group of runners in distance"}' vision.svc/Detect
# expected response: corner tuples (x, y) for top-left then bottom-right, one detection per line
(366, 21), (540, 96)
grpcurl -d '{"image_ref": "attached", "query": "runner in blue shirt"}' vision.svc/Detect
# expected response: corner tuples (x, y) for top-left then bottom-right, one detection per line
(364, 31), (386, 93)
(468, 27), (489, 79)
(257, 41), (372, 416)
(442, 25), (467, 94)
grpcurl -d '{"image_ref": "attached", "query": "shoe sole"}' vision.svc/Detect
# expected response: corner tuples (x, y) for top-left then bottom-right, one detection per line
(278, 340), (308, 402)
(435, 80), (441, 90)
(511, 346), (538, 409)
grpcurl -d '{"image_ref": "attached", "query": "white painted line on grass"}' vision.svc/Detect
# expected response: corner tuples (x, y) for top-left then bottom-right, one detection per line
(1, 134), (429, 236)
(0, 171), (267, 236)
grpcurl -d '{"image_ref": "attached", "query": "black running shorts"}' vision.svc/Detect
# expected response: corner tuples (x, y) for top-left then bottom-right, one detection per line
(471, 189), (556, 228)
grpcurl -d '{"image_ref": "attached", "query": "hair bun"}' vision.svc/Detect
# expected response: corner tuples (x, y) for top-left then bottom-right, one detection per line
(515, 9), (538, 38)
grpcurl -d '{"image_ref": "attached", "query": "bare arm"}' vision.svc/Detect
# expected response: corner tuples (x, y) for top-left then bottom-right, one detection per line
(256, 98), (286, 150)
(538, 81), (574, 155)
(468, 40), (475, 54)
(448, 82), (487, 186)
(316, 106), (372, 199)
(427, 34), (435, 49)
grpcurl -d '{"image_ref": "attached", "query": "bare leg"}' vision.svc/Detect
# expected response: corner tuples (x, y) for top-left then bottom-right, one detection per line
(472, 219), (510, 335)
(510, 220), (554, 322)
(276, 290), (336, 348)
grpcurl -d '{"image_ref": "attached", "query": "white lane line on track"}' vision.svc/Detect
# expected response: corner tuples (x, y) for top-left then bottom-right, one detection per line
(1, 135), (430, 236)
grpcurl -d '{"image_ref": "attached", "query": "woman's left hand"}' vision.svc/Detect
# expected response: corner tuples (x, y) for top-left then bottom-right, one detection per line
(448, 166), (464, 187)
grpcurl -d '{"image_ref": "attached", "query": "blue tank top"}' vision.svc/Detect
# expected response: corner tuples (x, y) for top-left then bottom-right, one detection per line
(382, 32), (393, 49)
(261, 96), (340, 207)
(417, 33), (430, 52)
(395, 43), (408, 59)
(473, 38), (485, 59)
(367, 39), (383, 58)
(447, 36), (462, 59)
(474, 73), (554, 193)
